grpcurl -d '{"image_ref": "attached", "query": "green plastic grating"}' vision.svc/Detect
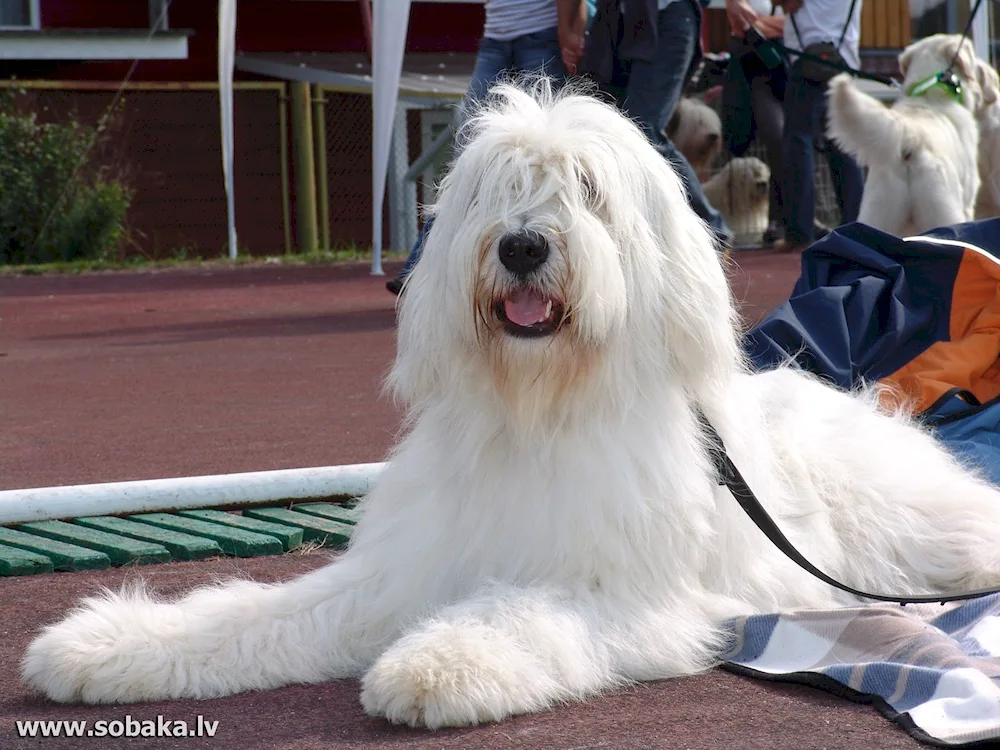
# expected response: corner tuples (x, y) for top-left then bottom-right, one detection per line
(291, 503), (362, 526)
(74, 516), (224, 561)
(0, 526), (111, 571)
(0, 499), (361, 576)
(0, 543), (55, 576)
(18, 520), (171, 566)
(243, 508), (353, 547)
(176, 510), (304, 551)
(129, 513), (284, 557)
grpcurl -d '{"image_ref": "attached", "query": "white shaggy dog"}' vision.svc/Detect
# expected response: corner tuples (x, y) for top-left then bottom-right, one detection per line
(22, 81), (1000, 729)
(826, 34), (984, 236)
(897, 35), (1000, 220)
(666, 96), (722, 182)
(702, 156), (771, 245)
(972, 57), (1000, 218)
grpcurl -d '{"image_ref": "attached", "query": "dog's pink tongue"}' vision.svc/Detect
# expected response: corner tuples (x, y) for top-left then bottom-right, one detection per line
(504, 289), (550, 326)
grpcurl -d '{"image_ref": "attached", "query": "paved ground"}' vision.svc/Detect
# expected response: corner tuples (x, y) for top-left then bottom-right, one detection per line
(0, 254), (926, 749)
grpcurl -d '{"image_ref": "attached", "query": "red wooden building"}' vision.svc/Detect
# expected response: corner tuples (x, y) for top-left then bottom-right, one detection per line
(0, 0), (487, 258)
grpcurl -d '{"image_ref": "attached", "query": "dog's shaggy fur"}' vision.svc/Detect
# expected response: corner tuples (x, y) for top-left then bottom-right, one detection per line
(22, 81), (1000, 729)
(666, 96), (722, 182)
(701, 156), (771, 245)
(827, 34), (986, 236)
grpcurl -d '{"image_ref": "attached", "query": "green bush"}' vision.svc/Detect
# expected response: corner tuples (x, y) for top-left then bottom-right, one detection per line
(0, 91), (133, 265)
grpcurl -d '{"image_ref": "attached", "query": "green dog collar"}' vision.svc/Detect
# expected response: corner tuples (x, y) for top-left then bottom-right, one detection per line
(905, 71), (965, 106)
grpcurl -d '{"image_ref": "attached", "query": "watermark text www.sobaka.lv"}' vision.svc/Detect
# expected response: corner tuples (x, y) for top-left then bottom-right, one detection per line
(16, 715), (219, 738)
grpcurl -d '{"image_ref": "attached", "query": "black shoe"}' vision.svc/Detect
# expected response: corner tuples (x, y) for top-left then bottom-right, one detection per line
(385, 278), (404, 296)
(762, 220), (783, 247)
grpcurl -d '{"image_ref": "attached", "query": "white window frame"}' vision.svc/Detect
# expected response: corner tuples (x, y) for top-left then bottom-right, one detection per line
(0, 0), (40, 31)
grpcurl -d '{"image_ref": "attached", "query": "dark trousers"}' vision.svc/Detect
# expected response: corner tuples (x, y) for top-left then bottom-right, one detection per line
(602, 0), (729, 239)
(721, 36), (786, 224)
(780, 62), (864, 244)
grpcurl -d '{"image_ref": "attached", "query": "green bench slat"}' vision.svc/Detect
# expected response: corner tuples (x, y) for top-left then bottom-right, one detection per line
(74, 517), (223, 562)
(0, 526), (110, 571)
(18, 520), (171, 566)
(176, 510), (303, 551)
(291, 503), (362, 525)
(0, 543), (54, 576)
(129, 513), (283, 557)
(243, 508), (353, 547)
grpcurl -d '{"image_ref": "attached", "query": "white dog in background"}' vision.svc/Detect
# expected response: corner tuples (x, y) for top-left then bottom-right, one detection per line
(899, 35), (1000, 220)
(972, 56), (1000, 218)
(702, 156), (771, 245)
(667, 96), (722, 182)
(22, 81), (1000, 729)
(827, 34), (986, 236)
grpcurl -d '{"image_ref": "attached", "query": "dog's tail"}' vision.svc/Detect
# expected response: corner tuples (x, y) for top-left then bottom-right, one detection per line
(826, 73), (908, 168)
(21, 557), (383, 704)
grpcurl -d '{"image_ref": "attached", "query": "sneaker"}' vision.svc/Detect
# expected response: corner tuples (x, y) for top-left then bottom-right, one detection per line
(385, 278), (404, 296)
(762, 220), (783, 247)
(775, 238), (808, 254)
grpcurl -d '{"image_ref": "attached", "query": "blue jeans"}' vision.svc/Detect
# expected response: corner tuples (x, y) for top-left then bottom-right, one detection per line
(780, 63), (864, 244)
(603, 0), (730, 241)
(397, 28), (567, 280)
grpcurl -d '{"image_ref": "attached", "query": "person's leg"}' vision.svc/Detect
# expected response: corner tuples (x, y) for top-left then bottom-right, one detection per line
(780, 64), (820, 247)
(620, 0), (731, 241)
(821, 100), (865, 225)
(465, 36), (517, 111)
(513, 26), (567, 81)
(749, 75), (785, 227)
(721, 39), (757, 159)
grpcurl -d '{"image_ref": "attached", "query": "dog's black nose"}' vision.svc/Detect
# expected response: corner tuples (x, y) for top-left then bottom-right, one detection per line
(498, 230), (549, 277)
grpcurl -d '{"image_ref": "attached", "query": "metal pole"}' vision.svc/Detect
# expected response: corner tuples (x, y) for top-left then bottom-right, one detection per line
(0, 464), (386, 526)
(312, 84), (331, 253)
(278, 84), (293, 255)
(290, 80), (318, 254)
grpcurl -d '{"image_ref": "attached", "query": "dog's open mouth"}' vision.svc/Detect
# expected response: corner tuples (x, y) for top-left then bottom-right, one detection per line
(496, 287), (565, 338)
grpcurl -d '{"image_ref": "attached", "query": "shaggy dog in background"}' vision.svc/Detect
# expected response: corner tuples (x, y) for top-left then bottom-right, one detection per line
(701, 156), (771, 245)
(666, 96), (722, 181)
(972, 56), (1000, 218)
(826, 34), (986, 236)
(22, 81), (1000, 729)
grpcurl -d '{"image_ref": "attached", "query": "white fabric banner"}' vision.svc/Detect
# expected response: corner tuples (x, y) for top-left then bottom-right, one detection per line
(218, 0), (238, 259)
(371, 0), (412, 275)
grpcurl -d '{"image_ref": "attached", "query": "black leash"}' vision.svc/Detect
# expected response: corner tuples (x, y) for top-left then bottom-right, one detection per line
(947, 0), (987, 77)
(698, 411), (1000, 605)
(771, 39), (896, 86)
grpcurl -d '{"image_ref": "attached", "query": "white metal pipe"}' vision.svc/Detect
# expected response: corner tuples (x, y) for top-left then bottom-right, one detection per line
(0, 463), (386, 526)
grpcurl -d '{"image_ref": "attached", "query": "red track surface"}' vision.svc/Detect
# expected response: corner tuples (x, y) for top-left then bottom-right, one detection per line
(0, 254), (923, 749)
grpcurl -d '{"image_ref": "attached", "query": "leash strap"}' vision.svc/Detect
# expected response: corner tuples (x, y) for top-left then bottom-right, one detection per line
(697, 410), (1000, 605)
(776, 40), (896, 86)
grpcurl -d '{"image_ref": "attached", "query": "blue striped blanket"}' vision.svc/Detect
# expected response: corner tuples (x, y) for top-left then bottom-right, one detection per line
(723, 596), (1000, 746)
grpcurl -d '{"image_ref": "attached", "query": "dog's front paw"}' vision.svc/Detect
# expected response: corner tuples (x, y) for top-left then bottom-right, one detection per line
(22, 588), (181, 704)
(360, 622), (555, 728)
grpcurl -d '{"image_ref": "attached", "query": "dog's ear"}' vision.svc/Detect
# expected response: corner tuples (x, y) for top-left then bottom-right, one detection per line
(977, 58), (999, 107)
(949, 37), (985, 109)
(898, 46), (913, 78)
(638, 151), (742, 395)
